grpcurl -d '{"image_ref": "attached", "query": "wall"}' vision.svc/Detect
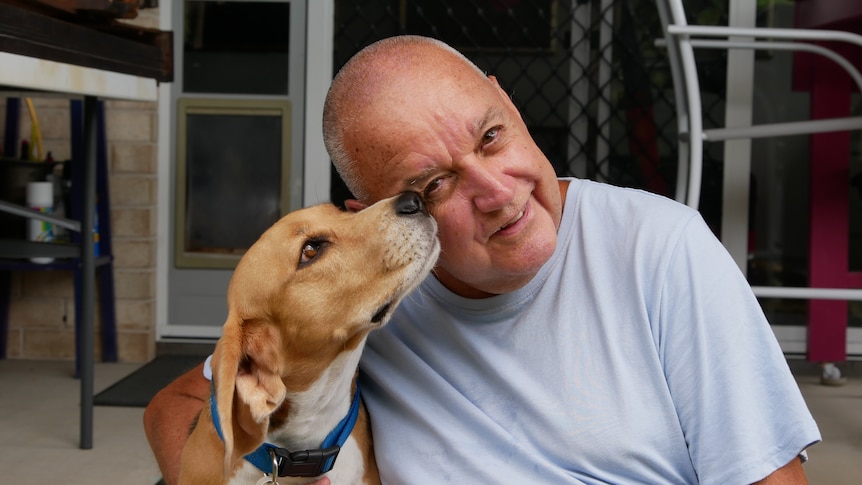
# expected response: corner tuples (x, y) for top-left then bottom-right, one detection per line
(2, 9), (160, 363)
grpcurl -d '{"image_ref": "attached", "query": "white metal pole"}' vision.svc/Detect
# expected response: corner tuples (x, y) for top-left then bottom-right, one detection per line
(721, 0), (756, 275)
(595, 0), (614, 182)
(567, 1), (592, 178)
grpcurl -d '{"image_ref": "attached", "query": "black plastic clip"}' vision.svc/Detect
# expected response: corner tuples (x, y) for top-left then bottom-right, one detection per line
(272, 446), (341, 477)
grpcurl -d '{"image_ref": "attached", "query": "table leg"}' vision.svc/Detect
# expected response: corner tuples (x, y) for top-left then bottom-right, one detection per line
(80, 95), (97, 449)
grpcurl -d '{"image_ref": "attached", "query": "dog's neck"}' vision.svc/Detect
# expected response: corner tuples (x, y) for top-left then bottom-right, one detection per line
(267, 337), (367, 451)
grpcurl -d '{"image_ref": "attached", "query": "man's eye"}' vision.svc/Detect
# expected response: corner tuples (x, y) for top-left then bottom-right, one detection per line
(482, 127), (500, 145)
(422, 175), (450, 203)
(422, 179), (441, 200)
(299, 240), (326, 267)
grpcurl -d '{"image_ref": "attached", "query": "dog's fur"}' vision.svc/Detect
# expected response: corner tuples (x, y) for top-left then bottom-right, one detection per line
(178, 193), (439, 484)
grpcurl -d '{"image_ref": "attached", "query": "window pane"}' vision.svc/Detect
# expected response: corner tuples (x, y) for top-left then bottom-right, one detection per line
(184, 1), (290, 95)
(184, 113), (283, 256)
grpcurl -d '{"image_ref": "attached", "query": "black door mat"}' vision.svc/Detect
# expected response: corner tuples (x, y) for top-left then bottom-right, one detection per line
(94, 354), (206, 407)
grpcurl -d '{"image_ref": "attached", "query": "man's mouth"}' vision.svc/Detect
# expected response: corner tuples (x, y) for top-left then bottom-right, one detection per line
(498, 209), (525, 232)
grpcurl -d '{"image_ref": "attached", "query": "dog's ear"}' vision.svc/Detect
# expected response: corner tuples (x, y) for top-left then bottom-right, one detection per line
(213, 314), (287, 477)
(344, 198), (368, 213)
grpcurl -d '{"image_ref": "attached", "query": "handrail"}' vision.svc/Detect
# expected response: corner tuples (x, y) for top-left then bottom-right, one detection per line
(668, 24), (862, 47)
(698, 117), (862, 142)
(752, 286), (862, 302)
(0, 199), (81, 232)
(662, 22), (862, 207)
(689, 39), (862, 93)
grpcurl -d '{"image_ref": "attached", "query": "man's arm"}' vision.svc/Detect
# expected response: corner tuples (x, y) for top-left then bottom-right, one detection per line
(143, 362), (332, 485)
(752, 456), (808, 485)
(143, 363), (210, 485)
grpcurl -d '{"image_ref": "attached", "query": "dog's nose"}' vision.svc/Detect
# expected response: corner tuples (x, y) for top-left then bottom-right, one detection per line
(395, 191), (426, 216)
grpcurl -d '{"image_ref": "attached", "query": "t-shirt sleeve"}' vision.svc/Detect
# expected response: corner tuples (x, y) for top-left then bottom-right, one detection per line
(203, 354), (213, 381)
(656, 213), (821, 485)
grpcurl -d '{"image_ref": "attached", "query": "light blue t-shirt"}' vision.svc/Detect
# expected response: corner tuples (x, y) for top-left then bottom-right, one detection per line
(360, 178), (820, 484)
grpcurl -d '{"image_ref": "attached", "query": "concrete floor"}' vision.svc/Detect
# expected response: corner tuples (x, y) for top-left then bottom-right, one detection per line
(0, 358), (859, 484)
(0, 359), (162, 484)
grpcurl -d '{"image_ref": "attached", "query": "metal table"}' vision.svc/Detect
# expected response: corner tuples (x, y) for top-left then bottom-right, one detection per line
(0, 1), (170, 448)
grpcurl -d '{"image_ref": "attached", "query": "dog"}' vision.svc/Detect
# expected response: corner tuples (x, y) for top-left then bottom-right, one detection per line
(178, 191), (440, 485)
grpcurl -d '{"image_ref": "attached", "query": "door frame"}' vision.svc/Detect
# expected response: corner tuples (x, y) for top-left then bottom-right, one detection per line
(155, 0), (334, 341)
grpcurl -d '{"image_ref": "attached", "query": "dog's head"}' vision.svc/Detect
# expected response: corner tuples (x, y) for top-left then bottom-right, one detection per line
(211, 191), (439, 473)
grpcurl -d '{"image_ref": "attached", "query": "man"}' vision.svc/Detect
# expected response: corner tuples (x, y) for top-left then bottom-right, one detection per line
(145, 35), (820, 484)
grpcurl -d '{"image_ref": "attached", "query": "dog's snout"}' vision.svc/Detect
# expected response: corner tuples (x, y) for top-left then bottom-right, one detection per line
(395, 191), (426, 216)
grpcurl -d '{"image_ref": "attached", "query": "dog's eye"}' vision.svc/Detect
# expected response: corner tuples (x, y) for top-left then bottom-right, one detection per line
(300, 242), (319, 265)
(299, 240), (327, 268)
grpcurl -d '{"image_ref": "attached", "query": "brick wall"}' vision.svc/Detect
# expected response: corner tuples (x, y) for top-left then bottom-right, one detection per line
(2, 96), (158, 363)
(2, 10), (162, 363)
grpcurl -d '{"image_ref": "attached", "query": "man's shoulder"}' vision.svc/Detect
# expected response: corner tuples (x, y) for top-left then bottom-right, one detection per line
(565, 178), (698, 228)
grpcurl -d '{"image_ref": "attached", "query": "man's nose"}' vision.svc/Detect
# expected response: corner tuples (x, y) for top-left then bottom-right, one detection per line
(466, 159), (514, 213)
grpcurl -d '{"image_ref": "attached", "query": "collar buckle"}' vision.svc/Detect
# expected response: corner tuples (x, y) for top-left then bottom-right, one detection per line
(272, 445), (341, 477)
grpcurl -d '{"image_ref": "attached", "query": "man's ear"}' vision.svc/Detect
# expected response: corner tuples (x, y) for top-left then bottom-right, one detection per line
(344, 199), (368, 213)
(213, 315), (286, 477)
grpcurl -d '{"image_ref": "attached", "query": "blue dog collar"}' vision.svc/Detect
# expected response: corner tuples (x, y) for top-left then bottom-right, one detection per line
(211, 384), (362, 478)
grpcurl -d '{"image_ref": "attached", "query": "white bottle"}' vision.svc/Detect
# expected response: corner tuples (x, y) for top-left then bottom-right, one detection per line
(26, 181), (55, 264)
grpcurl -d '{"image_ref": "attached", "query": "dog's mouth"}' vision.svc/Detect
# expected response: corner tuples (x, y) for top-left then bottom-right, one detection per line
(370, 302), (392, 324)
(366, 199), (440, 328)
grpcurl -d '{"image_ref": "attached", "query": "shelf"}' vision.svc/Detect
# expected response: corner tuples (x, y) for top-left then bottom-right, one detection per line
(0, 239), (83, 260)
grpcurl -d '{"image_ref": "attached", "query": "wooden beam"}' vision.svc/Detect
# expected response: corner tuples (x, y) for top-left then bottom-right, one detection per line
(0, 2), (172, 81)
(23, 0), (144, 19)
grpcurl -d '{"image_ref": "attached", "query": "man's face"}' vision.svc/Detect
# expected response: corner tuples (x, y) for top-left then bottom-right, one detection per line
(345, 61), (563, 297)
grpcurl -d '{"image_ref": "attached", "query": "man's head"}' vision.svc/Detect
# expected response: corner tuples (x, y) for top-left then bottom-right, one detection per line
(323, 35), (563, 298)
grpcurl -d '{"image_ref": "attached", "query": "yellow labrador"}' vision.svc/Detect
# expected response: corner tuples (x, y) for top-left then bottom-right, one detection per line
(178, 192), (439, 485)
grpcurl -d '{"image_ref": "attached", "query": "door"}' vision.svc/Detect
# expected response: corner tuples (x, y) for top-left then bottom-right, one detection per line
(156, 0), (331, 340)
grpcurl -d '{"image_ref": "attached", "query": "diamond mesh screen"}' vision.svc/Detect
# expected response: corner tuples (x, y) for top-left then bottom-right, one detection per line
(330, 0), (728, 227)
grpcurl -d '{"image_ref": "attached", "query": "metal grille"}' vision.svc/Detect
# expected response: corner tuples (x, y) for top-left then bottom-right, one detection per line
(331, 0), (728, 225)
